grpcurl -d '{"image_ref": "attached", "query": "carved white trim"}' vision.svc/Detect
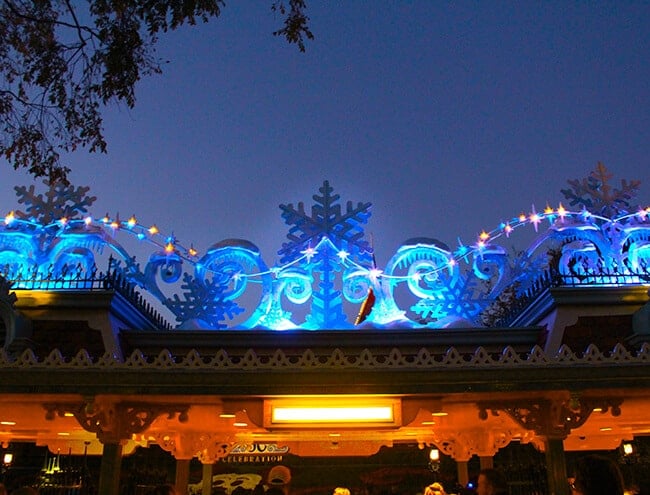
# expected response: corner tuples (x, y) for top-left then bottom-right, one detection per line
(0, 343), (649, 370)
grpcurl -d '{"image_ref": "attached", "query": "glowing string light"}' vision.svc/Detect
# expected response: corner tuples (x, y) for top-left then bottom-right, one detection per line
(5, 198), (644, 291)
(337, 250), (350, 261)
(529, 205), (541, 232)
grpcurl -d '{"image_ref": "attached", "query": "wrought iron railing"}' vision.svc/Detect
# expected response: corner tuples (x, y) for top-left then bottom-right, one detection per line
(495, 265), (650, 327)
(0, 258), (171, 330)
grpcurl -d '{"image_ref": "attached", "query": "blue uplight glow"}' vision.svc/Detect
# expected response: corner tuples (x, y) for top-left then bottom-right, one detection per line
(1, 167), (649, 330)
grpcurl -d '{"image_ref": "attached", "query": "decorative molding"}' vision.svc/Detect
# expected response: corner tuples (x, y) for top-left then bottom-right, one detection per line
(477, 397), (623, 439)
(43, 400), (189, 444)
(1, 343), (649, 371)
(148, 431), (234, 462)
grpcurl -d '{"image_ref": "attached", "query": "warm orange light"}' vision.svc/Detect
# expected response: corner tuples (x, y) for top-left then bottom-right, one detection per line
(127, 215), (137, 227)
(266, 397), (399, 427)
(148, 225), (159, 235)
(429, 448), (440, 461)
(273, 406), (393, 422)
(165, 242), (175, 253)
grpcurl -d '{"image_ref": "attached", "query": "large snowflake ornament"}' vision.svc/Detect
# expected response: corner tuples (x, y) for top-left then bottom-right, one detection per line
(13, 180), (97, 224)
(561, 162), (640, 217)
(276, 182), (374, 328)
(278, 180), (373, 264)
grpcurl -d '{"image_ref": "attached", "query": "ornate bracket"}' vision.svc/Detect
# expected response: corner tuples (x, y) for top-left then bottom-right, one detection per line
(477, 396), (623, 439)
(427, 427), (534, 461)
(44, 400), (190, 444)
(142, 431), (233, 462)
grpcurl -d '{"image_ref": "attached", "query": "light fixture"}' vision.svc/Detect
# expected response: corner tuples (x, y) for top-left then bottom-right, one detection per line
(622, 442), (634, 456)
(273, 406), (392, 422)
(233, 411), (248, 427)
(3, 452), (13, 466)
(428, 448), (440, 472)
(265, 397), (400, 428)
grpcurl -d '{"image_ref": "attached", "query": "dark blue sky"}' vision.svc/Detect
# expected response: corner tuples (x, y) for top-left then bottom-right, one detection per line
(2, 2), (649, 267)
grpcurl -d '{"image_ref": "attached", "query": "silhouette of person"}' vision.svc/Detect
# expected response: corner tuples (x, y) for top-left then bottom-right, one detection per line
(570, 455), (624, 495)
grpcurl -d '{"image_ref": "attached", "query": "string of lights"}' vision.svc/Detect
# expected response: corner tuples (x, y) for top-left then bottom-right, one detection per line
(5, 203), (650, 285)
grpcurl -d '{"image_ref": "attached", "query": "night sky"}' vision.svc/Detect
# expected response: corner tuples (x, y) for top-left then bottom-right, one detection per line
(1, 2), (649, 269)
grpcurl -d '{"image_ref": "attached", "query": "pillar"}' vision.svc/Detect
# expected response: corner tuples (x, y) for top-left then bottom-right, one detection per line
(544, 437), (569, 495)
(479, 456), (494, 470)
(457, 460), (469, 487)
(175, 459), (191, 495)
(97, 442), (123, 495)
(202, 462), (213, 495)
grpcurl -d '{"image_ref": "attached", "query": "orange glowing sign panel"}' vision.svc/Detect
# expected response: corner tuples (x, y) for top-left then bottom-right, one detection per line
(264, 397), (401, 428)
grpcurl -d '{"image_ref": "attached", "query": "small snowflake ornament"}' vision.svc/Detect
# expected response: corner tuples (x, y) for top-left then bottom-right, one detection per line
(561, 163), (640, 217)
(13, 180), (96, 224)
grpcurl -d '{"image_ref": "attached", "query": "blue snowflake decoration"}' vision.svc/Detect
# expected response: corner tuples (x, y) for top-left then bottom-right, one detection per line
(1, 167), (649, 332)
(561, 162), (640, 217)
(278, 181), (374, 328)
(278, 180), (373, 263)
(166, 272), (244, 329)
(14, 180), (97, 225)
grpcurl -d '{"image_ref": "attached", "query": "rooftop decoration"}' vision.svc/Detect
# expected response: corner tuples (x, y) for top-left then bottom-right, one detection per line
(1, 163), (649, 330)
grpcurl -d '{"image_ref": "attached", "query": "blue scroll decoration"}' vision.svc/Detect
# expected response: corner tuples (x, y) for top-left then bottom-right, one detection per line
(1, 164), (649, 330)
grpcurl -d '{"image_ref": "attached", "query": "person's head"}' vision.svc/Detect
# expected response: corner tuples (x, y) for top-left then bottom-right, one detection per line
(571, 455), (624, 495)
(477, 469), (508, 495)
(333, 488), (350, 495)
(424, 483), (446, 495)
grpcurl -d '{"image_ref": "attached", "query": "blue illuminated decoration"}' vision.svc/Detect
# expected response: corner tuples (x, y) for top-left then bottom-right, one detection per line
(1, 163), (649, 330)
(278, 181), (373, 329)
